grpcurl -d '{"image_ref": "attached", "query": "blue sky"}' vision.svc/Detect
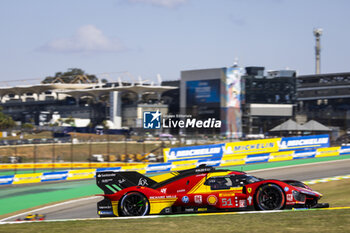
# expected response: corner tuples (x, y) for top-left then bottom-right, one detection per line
(0, 0), (349, 84)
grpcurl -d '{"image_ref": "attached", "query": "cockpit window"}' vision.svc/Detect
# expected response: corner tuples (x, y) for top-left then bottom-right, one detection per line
(205, 177), (232, 190)
(204, 175), (262, 190)
(231, 175), (262, 186)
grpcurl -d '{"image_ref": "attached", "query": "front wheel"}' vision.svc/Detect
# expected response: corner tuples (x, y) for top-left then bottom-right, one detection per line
(119, 192), (150, 216)
(255, 184), (285, 210)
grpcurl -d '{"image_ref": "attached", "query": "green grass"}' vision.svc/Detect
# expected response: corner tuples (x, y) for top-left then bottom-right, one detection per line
(308, 178), (350, 207)
(0, 209), (349, 233)
(0, 179), (99, 216)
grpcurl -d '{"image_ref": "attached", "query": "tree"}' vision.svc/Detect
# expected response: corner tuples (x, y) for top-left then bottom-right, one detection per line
(64, 117), (75, 126)
(41, 68), (99, 84)
(102, 120), (109, 130)
(0, 107), (15, 130)
(22, 123), (34, 130)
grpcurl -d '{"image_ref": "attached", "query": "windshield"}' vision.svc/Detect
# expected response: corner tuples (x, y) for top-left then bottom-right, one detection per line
(205, 174), (263, 190)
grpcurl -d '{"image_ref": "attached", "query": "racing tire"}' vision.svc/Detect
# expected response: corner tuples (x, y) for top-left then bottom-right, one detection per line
(255, 184), (285, 210)
(119, 192), (150, 216)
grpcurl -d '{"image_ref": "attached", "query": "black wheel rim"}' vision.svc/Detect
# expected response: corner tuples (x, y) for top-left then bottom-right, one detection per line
(121, 193), (149, 216)
(258, 186), (283, 210)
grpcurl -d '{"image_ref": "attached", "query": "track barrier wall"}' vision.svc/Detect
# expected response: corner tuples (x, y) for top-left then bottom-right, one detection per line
(1, 144), (349, 185)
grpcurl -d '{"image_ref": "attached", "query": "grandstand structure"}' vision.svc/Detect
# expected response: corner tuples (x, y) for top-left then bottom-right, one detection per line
(0, 78), (178, 130)
(297, 72), (350, 131)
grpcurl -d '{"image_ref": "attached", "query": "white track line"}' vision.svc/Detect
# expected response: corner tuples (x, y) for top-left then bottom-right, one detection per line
(0, 196), (100, 222)
(1, 207), (350, 225)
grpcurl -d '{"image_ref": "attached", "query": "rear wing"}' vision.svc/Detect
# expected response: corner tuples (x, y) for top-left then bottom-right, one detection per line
(96, 171), (157, 194)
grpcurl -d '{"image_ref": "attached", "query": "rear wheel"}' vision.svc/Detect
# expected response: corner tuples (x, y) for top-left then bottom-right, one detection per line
(255, 184), (285, 210)
(119, 192), (150, 216)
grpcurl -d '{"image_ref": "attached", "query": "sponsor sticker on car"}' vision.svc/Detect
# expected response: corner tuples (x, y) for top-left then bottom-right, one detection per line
(182, 196), (189, 203)
(239, 200), (247, 208)
(207, 195), (218, 205)
(194, 195), (202, 204)
(287, 194), (293, 201)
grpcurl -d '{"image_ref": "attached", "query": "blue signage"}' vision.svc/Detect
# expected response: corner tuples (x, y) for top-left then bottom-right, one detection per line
(186, 79), (220, 105)
(164, 144), (224, 162)
(0, 175), (14, 185)
(279, 134), (329, 151)
(41, 171), (68, 182)
(293, 149), (317, 159)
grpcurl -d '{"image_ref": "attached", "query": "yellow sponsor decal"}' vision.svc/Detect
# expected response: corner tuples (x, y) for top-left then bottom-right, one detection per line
(198, 208), (207, 212)
(111, 201), (119, 217)
(219, 193), (236, 197)
(207, 195), (218, 205)
(149, 197), (177, 214)
(316, 147), (340, 157)
(247, 188), (252, 193)
(223, 138), (281, 158)
(13, 173), (42, 184)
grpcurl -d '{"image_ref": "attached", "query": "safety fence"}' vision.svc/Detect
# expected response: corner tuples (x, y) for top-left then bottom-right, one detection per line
(1, 145), (349, 185)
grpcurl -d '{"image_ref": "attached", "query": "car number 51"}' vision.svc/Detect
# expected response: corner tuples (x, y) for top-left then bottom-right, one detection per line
(222, 198), (233, 206)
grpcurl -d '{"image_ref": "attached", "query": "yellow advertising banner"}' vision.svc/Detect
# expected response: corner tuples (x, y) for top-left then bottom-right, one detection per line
(223, 138), (281, 159)
(171, 160), (197, 171)
(13, 173), (42, 184)
(67, 169), (96, 180)
(220, 155), (247, 166)
(163, 148), (171, 162)
(0, 164), (13, 169)
(16, 164), (34, 169)
(315, 147), (340, 157)
(121, 164), (148, 174)
(269, 151), (294, 162)
(55, 163), (72, 168)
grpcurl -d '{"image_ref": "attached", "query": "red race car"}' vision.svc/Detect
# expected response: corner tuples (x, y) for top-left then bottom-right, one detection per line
(96, 165), (329, 217)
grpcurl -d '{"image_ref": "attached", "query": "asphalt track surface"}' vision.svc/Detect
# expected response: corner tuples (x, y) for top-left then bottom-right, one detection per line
(2, 158), (350, 222)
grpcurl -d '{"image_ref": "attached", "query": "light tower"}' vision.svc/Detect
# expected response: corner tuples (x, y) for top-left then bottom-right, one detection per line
(313, 28), (323, 74)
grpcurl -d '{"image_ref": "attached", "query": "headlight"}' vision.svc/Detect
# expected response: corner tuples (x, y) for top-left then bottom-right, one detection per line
(292, 190), (306, 202)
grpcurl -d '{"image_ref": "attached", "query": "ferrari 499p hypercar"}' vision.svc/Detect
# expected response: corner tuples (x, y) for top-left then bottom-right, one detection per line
(96, 165), (329, 217)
